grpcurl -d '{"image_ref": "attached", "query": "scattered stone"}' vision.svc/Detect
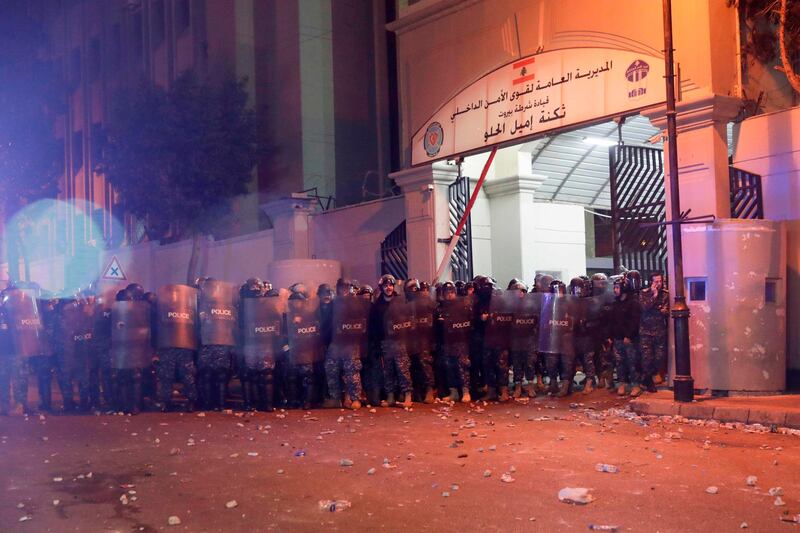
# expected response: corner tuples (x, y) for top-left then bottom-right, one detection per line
(740, 522), (748, 529)
(247, 452), (259, 457)
(442, 492), (450, 498)
(53, 477), (63, 482)
(769, 487), (783, 496)
(558, 487), (594, 505)
(774, 496), (786, 506)
(53, 500), (60, 506)
(170, 447), (181, 456)
(339, 459), (354, 467)
(277, 469), (285, 474)
(226, 500), (238, 509)
(501, 473), (515, 483)
(168, 516), (181, 526)
(367, 468), (376, 475)
(745, 475), (757, 487)
(705, 486), (719, 495)
(483, 470), (492, 478)
(18, 516), (32, 522)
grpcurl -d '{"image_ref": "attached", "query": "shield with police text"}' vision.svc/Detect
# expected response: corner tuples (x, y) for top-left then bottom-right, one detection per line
(439, 296), (473, 348)
(510, 292), (540, 352)
(330, 295), (369, 350)
(111, 300), (153, 369)
(241, 296), (283, 363)
(199, 280), (237, 347)
(483, 289), (515, 351)
(156, 284), (199, 350)
(411, 292), (437, 354)
(4, 288), (44, 358)
(383, 295), (414, 344)
(286, 298), (323, 365)
(537, 293), (577, 356)
(58, 300), (94, 371)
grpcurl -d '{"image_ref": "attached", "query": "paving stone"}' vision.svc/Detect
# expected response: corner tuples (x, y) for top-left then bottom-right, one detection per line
(747, 409), (787, 426)
(678, 403), (716, 420)
(712, 406), (750, 424)
(630, 399), (680, 416)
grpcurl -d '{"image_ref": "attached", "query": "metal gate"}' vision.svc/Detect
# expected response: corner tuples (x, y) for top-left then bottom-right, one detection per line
(380, 220), (408, 280)
(448, 175), (473, 282)
(609, 145), (667, 277)
(729, 166), (764, 219)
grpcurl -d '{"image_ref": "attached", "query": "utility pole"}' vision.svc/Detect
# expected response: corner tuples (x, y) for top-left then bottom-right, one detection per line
(662, 0), (694, 402)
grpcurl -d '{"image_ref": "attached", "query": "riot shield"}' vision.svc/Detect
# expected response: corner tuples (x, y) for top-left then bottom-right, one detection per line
(330, 295), (369, 349)
(383, 294), (414, 344)
(111, 300), (152, 369)
(572, 296), (594, 355)
(585, 290), (614, 343)
(199, 280), (237, 347)
(483, 289), (515, 350)
(4, 288), (44, 357)
(286, 298), (323, 365)
(439, 296), (473, 349)
(0, 308), (14, 358)
(537, 293), (578, 356)
(156, 284), (199, 350)
(241, 296), (283, 361)
(511, 291), (540, 352)
(58, 300), (94, 371)
(411, 292), (437, 354)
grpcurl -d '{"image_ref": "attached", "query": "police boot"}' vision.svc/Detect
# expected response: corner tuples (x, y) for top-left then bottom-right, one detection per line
(401, 391), (413, 408)
(302, 382), (314, 411)
(366, 387), (381, 408)
(350, 399), (362, 410)
(261, 373), (274, 412)
(629, 385), (643, 397)
(37, 371), (53, 412)
(524, 382), (536, 397)
(604, 373), (616, 390)
(513, 383), (523, 398)
(461, 388), (471, 403)
(547, 378), (560, 396)
(616, 383), (628, 396)
(241, 373), (254, 411)
(381, 392), (395, 407)
(323, 397), (342, 409)
(556, 380), (571, 397)
(535, 375), (546, 393)
(582, 379), (595, 394)
(447, 388), (459, 402)
(643, 377), (657, 394)
(485, 386), (498, 401)
(652, 373), (664, 385)
(499, 386), (510, 402)
(423, 387), (435, 404)
(215, 371), (228, 411)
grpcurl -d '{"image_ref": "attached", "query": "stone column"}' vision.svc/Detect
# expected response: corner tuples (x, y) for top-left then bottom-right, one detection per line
(260, 194), (319, 260)
(483, 149), (546, 284)
(391, 161), (458, 281)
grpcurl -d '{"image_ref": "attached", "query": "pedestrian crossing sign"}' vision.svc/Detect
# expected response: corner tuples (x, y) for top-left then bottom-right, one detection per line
(102, 256), (127, 280)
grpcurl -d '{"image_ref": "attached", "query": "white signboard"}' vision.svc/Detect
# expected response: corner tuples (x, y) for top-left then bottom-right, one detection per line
(412, 48), (666, 165)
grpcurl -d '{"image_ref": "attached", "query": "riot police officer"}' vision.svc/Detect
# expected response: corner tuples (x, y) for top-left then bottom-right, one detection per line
(570, 277), (597, 393)
(55, 297), (93, 412)
(509, 279), (539, 397)
(155, 284), (199, 412)
(437, 281), (473, 403)
(285, 291), (323, 409)
(640, 272), (669, 391)
(324, 288), (369, 409)
(239, 278), (282, 411)
(611, 274), (642, 397)
(110, 288), (152, 414)
(539, 280), (578, 397)
(370, 274), (413, 407)
(197, 278), (238, 410)
(405, 279), (436, 404)
(589, 273), (615, 389)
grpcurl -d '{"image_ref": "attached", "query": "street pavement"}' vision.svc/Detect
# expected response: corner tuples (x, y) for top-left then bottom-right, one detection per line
(1, 392), (799, 532)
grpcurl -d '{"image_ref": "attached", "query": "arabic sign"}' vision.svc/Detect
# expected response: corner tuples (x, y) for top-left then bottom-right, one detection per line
(411, 48), (666, 165)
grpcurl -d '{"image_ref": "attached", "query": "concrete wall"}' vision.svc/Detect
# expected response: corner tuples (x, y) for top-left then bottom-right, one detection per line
(732, 106), (800, 371)
(309, 196), (405, 286)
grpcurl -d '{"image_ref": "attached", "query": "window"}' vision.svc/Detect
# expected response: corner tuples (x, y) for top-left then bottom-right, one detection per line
(89, 38), (101, 81)
(765, 279), (778, 303)
(176, 0), (191, 33)
(72, 130), (83, 174)
(687, 278), (706, 302)
(152, 0), (165, 47)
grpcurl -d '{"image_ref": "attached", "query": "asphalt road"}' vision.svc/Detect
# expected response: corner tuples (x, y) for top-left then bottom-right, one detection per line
(1, 392), (799, 532)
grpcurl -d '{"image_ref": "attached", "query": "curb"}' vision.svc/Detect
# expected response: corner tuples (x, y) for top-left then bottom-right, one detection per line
(629, 399), (800, 429)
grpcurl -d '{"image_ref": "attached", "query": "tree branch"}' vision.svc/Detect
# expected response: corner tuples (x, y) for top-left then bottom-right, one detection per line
(778, 0), (800, 94)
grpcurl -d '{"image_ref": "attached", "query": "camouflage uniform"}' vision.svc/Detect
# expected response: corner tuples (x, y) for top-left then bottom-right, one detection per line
(198, 344), (233, 370)
(156, 347), (198, 403)
(482, 347), (509, 390)
(639, 288), (670, 379)
(444, 343), (471, 390)
(324, 345), (363, 402)
(412, 350), (435, 389)
(89, 306), (113, 409)
(381, 340), (412, 395)
(613, 339), (640, 384)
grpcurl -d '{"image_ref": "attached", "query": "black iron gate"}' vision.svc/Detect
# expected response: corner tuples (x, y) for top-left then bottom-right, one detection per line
(380, 220), (407, 280)
(729, 166), (764, 219)
(609, 145), (667, 277)
(448, 175), (473, 282)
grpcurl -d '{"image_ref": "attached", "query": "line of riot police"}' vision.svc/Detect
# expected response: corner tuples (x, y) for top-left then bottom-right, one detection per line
(0, 268), (668, 415)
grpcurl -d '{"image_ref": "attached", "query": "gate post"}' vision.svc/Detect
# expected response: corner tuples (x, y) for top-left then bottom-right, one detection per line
(391, 162), (458, 281)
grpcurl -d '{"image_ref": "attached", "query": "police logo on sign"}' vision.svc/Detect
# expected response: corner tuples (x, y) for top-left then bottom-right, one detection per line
(423, 122), (444, 158)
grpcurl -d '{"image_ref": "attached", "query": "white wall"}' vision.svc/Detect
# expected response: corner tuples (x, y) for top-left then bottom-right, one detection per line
(733, 105), (800, 370)
(530, 202), (587, 282)
(309, 196), (405, 285)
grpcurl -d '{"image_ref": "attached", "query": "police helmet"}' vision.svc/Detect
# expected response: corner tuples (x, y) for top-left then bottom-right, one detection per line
(378, 274), (396, 288)
(569, 277), (587, 297)
(549, 279), (567, 295)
